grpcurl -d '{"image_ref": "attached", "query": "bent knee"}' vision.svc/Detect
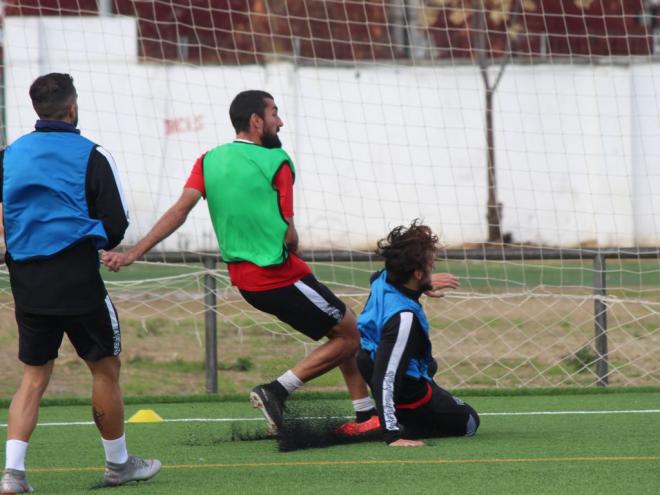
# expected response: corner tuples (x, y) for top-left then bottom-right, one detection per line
(345, 334), (360, 354)
(336, 329), (360, 354)
(87, 355), (122, 380)
(20, 361), (54, 391)
(328, 315), (360, 352)
(21, 374), (51, 393)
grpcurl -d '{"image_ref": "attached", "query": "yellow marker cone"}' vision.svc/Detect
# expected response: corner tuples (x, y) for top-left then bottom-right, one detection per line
(127, 409), (163, 423)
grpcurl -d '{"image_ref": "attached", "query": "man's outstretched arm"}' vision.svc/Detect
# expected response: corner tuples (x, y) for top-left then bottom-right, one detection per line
(424, 272), (459, 298)
(102, 187), (202, 272)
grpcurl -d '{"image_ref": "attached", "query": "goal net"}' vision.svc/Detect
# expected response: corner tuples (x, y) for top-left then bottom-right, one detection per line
(0, 1), (658, 392)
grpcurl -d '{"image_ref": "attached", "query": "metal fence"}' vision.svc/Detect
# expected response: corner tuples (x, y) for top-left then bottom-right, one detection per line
(141, 247), (660, 393)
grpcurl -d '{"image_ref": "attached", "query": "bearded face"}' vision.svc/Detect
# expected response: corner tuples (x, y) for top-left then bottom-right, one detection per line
(261, 128), (282, 149)
(259, 98), (283, 148)
(418, 252), (436, 292)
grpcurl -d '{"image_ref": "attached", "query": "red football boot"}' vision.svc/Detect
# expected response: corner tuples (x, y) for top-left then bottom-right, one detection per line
(337, 414), (381, 436)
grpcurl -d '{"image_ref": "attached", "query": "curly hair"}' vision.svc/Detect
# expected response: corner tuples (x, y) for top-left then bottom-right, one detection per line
(377, 219), (439, 286)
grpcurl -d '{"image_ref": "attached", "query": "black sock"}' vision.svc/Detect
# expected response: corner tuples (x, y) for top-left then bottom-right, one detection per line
(355, 408), (377, 423)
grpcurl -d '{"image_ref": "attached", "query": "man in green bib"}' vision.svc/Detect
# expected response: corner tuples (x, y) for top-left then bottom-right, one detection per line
(103, 90), (378, 434)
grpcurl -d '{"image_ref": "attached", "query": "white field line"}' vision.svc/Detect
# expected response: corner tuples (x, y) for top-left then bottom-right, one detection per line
(0, 409), (659, 428)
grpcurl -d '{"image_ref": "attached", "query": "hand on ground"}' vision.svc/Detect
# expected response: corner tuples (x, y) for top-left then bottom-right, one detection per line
(389, 439), (426, 447)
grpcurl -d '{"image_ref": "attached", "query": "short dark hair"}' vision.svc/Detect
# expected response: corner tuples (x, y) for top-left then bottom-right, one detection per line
(29, 73), (77, 120)
(377, 219), (439, 286)
(229, 90), (273, 133)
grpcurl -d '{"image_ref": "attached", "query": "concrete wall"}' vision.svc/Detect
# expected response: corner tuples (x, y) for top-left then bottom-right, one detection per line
(4, 17), (660, 250)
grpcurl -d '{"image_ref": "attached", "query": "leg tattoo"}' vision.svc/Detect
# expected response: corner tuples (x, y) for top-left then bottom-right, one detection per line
(93, 406), (106, 432)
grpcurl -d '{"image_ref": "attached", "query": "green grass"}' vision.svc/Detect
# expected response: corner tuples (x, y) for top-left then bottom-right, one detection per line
(3, 258), (656, 292)
(125, 356), (253, 373)
(1, 390), (658, 494)
(28, 259), (659, 290)
(310, 259), (660, 290)
(102, 262), (202, 281)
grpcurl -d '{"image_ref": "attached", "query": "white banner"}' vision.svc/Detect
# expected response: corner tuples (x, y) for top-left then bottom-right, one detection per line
(5, 17), (660, 249)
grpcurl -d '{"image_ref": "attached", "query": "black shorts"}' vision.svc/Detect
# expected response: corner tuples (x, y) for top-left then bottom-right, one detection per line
(240, 274), (346, 341)
(16, 295), (121, 366)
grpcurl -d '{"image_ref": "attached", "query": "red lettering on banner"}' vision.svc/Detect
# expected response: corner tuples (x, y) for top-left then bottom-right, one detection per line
(165, 114), (204, 135)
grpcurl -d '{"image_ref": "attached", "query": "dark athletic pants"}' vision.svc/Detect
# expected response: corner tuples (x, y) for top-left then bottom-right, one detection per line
(358, 349), (479, 439)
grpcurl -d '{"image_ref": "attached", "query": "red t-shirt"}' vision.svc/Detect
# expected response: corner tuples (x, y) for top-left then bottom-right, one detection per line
(185, 153), (311, 291)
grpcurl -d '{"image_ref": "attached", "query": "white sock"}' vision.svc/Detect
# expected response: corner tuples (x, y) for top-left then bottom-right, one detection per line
(352, 396), (376, 412)
(102, 434), (129, 464)
(5, 439), (28, 471)
(276, 370), (304, 394)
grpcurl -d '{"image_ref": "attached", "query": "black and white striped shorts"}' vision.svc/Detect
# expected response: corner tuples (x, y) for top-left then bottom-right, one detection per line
(240, 274), (346, 341)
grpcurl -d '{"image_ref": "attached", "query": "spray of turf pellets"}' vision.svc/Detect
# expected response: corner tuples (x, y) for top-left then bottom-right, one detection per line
(230, 424), (275, 442)
(276, 401), (381, 452)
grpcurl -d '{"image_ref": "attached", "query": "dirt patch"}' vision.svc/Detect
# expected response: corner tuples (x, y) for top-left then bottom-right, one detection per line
(0, 288), (658, 399)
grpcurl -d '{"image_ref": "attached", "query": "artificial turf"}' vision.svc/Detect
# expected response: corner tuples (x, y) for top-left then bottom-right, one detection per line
(1, 390), (658, 494)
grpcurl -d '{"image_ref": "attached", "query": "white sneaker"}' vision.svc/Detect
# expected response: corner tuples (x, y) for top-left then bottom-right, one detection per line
(1, 469), (33, 494)
(103, 455), (161, 486)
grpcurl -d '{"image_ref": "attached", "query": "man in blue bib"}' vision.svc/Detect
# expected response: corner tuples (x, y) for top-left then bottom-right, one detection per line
(357, 220), (480, 446)
(1, 73), (160, 492)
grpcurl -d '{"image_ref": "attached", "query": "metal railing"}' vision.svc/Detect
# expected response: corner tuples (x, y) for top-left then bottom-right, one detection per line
(146, 248), (660, 392)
